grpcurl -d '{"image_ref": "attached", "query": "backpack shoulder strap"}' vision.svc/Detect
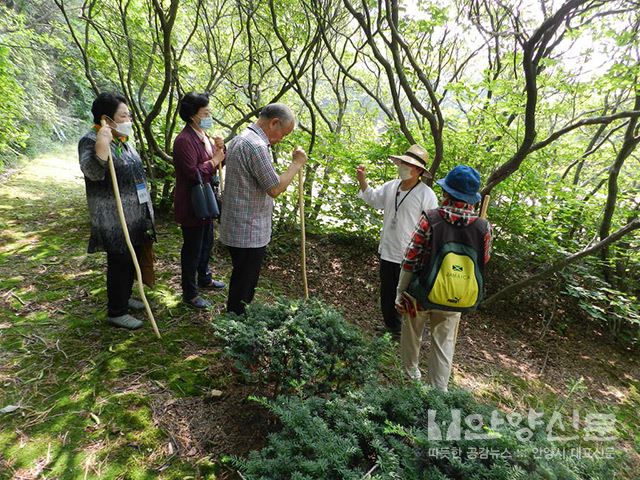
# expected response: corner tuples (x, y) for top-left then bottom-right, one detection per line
(425, 208), (442, 227)
(471, 216), (489, 233)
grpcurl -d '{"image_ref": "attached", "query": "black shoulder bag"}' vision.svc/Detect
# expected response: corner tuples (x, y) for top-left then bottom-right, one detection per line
(191, 169), (220, 219)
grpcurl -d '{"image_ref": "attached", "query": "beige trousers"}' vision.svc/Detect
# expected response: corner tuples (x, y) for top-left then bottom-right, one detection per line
(400, 309), (461, 391)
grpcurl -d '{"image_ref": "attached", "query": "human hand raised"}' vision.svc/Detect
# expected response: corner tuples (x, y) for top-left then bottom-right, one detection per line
(98, 120), (113, 143)
(212, 135), (225, 150)
(292, 146), (308, 167)
(356, 165), (366, 183)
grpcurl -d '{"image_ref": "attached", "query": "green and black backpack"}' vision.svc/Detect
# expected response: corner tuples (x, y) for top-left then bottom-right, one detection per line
(407, 209), (488, 312)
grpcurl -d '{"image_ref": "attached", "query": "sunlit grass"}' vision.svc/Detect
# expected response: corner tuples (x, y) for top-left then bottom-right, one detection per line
(0, 147), (222, 479)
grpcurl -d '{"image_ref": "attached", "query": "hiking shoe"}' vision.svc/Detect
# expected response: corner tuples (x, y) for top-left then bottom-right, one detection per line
(404, 366), (422, 381)
(198, 279), (226, 290)
(184, 296), (212, 309)
(128, 298), (145, 310)
(107, 314), (143, 330)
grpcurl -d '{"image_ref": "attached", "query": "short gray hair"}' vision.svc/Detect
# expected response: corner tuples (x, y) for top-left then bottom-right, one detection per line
(259, 103), (295, 126)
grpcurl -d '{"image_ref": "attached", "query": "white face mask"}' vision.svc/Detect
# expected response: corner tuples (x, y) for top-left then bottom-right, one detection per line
(398, 164), (414, 181)
(115, 121), (134, 138)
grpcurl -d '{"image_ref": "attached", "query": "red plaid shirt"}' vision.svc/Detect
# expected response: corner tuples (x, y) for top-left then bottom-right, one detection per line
(401, 198), (492, 273)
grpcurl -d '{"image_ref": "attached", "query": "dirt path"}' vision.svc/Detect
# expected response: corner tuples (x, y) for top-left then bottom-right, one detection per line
(1, 149), (638, 478)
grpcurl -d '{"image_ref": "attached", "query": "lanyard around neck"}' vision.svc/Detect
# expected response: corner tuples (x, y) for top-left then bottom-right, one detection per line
(395, 181), (419, 214)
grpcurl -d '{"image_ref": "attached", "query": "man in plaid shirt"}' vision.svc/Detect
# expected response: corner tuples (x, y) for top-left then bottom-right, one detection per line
(395, 165), (492, 390)
(219, 104), (307, 315)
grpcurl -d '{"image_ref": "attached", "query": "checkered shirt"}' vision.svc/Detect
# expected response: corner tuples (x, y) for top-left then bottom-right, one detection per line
(401, 198), (492, 272)
(218, 124), (280, 248)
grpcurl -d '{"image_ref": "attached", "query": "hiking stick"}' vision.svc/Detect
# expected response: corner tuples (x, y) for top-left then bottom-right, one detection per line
(298, 168), (309, 299)
(480, 194), (490, 219)
(102, 121), (161, 338)
(218, 158), (224, 193)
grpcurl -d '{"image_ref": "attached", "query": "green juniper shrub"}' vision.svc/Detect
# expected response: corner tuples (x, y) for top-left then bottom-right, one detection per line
(212, 298), (391, 397)
(233, 383), (620, 480)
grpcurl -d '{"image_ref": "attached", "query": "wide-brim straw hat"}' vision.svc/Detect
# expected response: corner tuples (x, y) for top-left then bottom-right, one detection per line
(389, 144), (430, 176)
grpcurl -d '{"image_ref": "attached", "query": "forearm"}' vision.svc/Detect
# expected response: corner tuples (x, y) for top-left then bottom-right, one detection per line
(268, 162), (302, 198)
(179, 156), (213, 182)
(358, 178), (368, 192)
(79, 137), (107, 181)
(395, 269), (414, 304)
(358, 184), (386, 209)
(210, 149), (224, 169)
(95, 137), (111, 162)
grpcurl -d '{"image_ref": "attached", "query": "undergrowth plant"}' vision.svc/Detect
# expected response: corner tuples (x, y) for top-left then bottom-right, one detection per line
(562, 267), (640, 344)
(212, 298), (391, 397)
(213, 299), (622, 479)
(233, 384), (621, 480)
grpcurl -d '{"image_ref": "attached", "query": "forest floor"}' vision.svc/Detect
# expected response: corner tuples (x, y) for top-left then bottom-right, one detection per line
(1, 147), (639, 479)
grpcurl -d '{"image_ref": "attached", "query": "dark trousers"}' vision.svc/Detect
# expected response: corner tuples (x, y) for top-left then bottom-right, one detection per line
(181, 222), (214, 300)
(226, 245), (267, 315)
(380, 258), (402, 332)
(106, 247), (140, 317)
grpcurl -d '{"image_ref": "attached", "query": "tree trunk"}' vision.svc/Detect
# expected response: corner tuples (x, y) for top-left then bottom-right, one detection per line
(598, 92), (640, 282)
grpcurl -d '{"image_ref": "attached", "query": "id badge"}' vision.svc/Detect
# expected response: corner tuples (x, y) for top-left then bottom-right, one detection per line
(390, 216), (398, 230)
(136, 183), (150, 204)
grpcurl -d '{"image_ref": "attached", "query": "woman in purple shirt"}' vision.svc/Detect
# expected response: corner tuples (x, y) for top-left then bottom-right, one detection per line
(173, 93), (225, 309)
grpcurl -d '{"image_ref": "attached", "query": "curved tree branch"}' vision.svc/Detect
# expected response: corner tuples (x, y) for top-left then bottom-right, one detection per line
(483, 217), (640, 307)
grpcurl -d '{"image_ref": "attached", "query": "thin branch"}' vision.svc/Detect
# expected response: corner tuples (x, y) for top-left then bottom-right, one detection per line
(483, 217), (640, 307)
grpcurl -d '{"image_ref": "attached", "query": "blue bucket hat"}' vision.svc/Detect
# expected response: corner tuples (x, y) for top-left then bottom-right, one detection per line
(436, 165), (482, 204)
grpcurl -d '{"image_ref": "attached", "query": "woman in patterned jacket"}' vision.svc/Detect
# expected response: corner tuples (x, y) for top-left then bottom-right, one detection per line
(78, 92), (155, 330)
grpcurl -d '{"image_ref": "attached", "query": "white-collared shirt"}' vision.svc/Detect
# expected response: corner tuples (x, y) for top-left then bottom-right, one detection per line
(358, 179), (438, 264)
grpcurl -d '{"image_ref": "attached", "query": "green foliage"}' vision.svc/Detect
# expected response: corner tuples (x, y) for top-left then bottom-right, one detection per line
(562, 266), (640, 344)
(0, 8), (29, 162)
(2, 147), (636, 479)
(234, 384), (620, 480)
(0, 3), (92, 169)
(0, 0), (637, 364)
(0, 147), (222, 479)
(209, 297), (622, 479)
(212, 298), (391, 396)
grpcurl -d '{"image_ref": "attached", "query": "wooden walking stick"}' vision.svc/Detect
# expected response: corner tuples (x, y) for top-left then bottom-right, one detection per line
(218, 158), (224, 193)
(298, 168), (309, 300)
(102, 120), (161, 338)
(480, 194), (490, 219)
